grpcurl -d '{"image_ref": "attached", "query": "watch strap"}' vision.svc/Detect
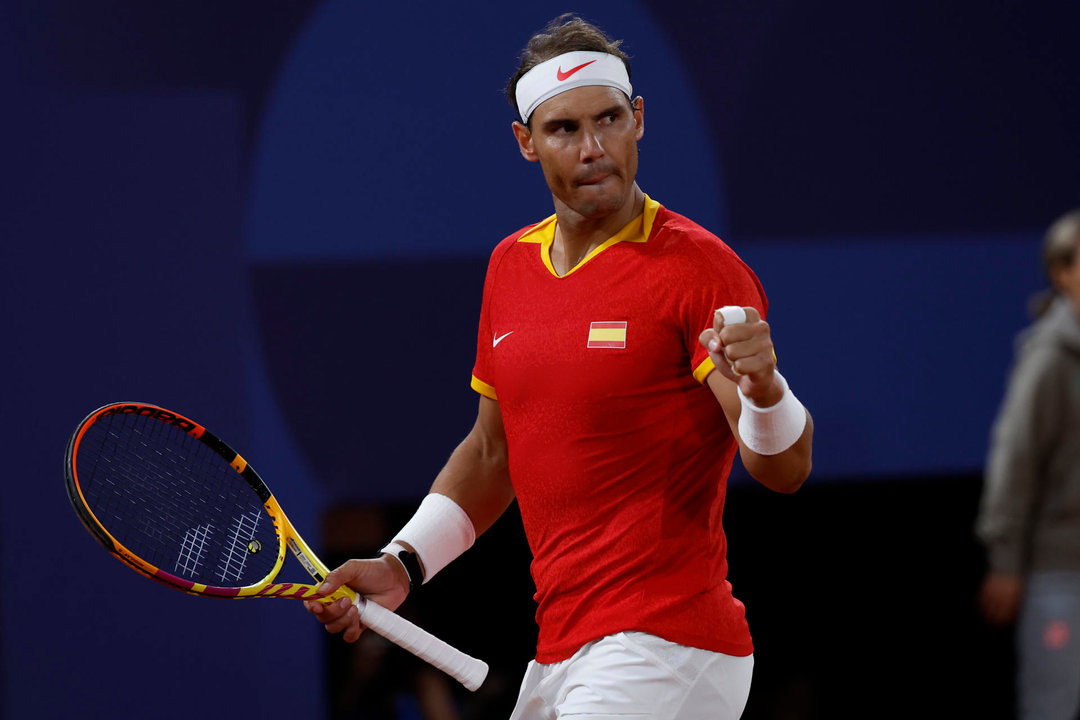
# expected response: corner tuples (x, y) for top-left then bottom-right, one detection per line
(380, 541), (424, 590)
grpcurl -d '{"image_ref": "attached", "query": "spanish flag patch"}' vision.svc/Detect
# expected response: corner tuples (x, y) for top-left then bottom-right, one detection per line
(587, 321), (627, 349)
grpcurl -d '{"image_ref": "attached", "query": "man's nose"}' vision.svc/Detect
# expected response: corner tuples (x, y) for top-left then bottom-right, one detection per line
(579, 129), (604, 161)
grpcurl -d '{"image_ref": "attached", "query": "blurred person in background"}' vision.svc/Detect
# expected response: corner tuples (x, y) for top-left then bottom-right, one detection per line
(977, 209), (1080, 720)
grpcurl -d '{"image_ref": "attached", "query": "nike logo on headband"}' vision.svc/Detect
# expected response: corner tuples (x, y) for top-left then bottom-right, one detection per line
(556, 60), (597, 81)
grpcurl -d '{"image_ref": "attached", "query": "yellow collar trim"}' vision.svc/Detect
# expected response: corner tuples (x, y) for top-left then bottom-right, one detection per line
(517, 195), (661, 278)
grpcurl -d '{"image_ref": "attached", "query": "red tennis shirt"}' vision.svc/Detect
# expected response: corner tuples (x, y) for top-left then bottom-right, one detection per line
(471, 196), (766, 663)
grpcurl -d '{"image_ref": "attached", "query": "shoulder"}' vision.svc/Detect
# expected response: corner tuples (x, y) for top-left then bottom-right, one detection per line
(484, 216), (550, 273)
(489, 223), (536, 260)
(1019, 302), (1080, 360)
(650, 206), (765, 292)
(650, 207), (749, 269)
(1009, 322), (1076, 395)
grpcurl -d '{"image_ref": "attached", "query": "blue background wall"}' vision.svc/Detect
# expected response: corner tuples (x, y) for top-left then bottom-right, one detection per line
(2, 1), (1077, 718)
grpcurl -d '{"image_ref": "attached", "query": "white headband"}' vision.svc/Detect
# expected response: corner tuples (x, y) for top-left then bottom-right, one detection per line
(515, 50), (632, 123)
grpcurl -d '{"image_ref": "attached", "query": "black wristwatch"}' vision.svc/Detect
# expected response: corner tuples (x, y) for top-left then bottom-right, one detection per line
(381, 542), (424, 590)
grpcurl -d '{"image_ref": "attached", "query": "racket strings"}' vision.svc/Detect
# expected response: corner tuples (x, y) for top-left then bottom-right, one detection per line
(217, 509), (263, 584)
(176, 523), (213, 578)
(75, 412), (279, 588)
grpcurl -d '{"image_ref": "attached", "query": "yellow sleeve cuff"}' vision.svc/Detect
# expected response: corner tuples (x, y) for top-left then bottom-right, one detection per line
(692, 356), (716, 384)
(470, 375), (498, 400)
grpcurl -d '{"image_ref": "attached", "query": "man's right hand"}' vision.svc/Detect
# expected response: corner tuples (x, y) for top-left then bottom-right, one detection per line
(978, 572), (1023, 626)
(303, 555), (411, 643)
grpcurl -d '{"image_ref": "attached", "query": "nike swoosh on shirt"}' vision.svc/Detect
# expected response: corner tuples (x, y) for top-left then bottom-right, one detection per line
(556, 60), (597, 82)
(493, 331), (514, 347)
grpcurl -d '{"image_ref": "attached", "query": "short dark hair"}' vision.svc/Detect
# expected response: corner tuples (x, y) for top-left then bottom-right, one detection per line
(505, 14), (632, 122)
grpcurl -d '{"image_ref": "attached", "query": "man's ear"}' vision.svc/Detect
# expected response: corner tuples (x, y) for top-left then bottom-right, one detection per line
(633, 96), (645, 142)
(512, 121), (539, 162)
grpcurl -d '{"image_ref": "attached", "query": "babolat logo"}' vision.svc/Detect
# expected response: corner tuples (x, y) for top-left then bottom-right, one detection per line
(99, 404), (200, 435)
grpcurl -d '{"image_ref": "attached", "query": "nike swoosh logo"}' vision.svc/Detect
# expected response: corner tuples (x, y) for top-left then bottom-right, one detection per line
(556, 60), (597, 82)
(493, 331), (514, 347)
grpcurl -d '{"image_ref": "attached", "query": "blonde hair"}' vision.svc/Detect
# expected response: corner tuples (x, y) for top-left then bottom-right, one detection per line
(1030, 210), (1080, 317)
(1044, 210), (1080, 283)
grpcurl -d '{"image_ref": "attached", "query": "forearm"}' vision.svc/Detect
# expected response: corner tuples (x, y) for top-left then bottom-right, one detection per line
(700, 305), (813, 493)
(706, 366), (812, 493)
(738, 411), (813, 493)
(385, 396), (512, 586)
(429, 421), (514, 537)
(977, 442), (1039, 574)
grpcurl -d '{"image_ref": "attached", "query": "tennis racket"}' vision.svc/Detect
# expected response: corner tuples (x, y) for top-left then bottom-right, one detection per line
(64, 401), (488, 691)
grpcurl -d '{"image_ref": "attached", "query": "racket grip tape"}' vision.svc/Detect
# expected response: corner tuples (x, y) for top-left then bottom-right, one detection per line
(355, 596), (489, 691)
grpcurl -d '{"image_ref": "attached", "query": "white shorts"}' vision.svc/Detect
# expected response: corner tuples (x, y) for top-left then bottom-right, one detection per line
(508, 632), (754, 719)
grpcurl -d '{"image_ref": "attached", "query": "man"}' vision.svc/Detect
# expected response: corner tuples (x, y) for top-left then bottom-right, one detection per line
(308, 15), (813, 718)
(977, 209), (1080, 720)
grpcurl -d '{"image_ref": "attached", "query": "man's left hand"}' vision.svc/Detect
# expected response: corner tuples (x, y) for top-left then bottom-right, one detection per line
(698, 306), (783, 407)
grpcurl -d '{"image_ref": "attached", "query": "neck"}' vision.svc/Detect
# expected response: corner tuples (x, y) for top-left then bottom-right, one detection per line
(551, 185), (645, 275)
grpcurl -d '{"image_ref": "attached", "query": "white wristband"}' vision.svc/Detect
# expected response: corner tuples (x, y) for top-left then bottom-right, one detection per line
(737, 370), (807, 456)
(384, 493), (476, 585)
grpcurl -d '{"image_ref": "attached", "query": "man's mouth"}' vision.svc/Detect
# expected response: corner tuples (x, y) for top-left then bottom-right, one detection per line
(578, 172), (611, 186)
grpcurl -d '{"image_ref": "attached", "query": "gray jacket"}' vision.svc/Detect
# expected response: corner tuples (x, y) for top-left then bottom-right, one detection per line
(977, 296), (1080, 575)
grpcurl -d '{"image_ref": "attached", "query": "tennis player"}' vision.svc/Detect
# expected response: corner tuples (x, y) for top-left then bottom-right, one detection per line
(308, 15), (813, 718)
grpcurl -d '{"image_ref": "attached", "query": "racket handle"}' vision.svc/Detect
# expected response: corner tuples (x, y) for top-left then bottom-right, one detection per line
(355, 596), (489, 691)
